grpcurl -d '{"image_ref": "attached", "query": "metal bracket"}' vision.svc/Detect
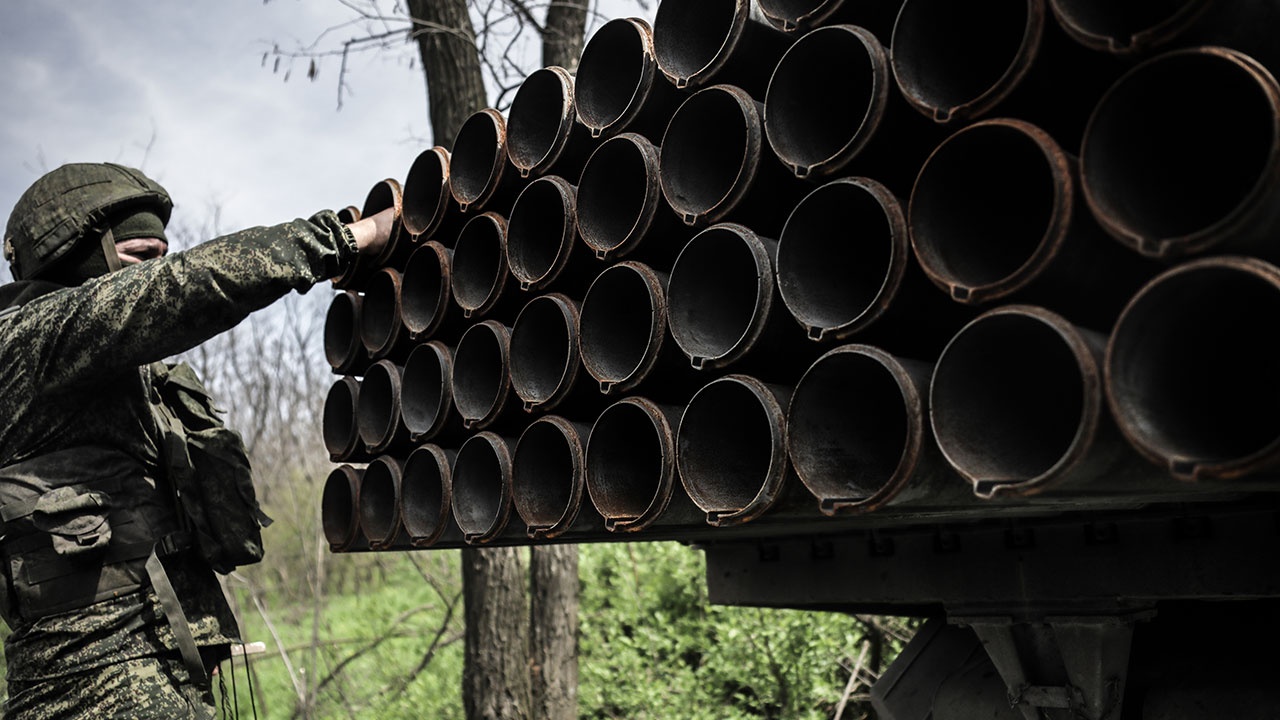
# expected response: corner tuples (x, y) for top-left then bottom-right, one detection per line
(954, 611), (1155, 720)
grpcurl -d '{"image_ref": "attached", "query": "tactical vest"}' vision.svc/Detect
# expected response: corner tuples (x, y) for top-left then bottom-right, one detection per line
(0, 283), (272, 681)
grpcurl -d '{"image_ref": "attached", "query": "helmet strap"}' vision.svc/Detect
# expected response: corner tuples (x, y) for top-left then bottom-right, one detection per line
(98, 227), (123, 275)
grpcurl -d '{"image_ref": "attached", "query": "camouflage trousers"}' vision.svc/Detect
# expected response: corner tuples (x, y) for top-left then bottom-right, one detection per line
(3, 652), (217, 719)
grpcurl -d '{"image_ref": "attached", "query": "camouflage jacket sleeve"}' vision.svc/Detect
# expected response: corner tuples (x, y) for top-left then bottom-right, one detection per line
(0, 210), (356, 397)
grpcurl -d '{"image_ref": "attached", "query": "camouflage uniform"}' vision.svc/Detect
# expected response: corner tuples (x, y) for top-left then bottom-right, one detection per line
(0, 167), (358, 718)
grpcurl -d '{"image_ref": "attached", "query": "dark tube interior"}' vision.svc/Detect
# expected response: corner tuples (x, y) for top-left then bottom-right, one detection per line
(514, 421), (578, 526)
(451, 215), (505, 314)
(360, 270), (399, 354)
(1082, 52), (1273, 241)
(359, 459), (398, 544)
(402, 243), (449, 336)
(1109, 265), (1280, 465)
(911, 123), (1054, 287)
(576, 20), (649, 131)
(508, 69), (570, 171)
(580, 265), (658, 386)
(324, 292), (360, 370)
(401, 343), (451, 437)
(510, 297), (573, 405)
(1050, 0), (1202, 51)
(356, 362), (397, 449)
(765, 25), (879, 171)
(362, 179), (398, 218)
(507, 179), (573, 287)
(403, 148), (448, 236)
(587, 401), (667, 518)
(660, 89), (751, 218)
(451, 112), (502, 205)
(789, 351), (909, 498)
(321, 467), (357, 547)
(452, 437), (506, 536)
(931, 313), (1084, 481)
(669, 227), (762, 362)
(578, 137), (653, 254)
(778, 181), (895, 332)
(323, 379), (358, 458)
(453, 324), (507, 424)
(402, 447), (450, 540)
(678, 380), (778, 511)
(654, 0), (742, 84)
(891, 0), (1029, 115)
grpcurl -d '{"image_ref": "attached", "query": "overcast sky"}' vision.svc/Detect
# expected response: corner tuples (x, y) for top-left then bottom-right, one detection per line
(0, 1), (652, 259)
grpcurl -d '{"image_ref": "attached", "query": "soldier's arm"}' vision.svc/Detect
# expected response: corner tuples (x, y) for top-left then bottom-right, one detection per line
(1, 209), (381, 395)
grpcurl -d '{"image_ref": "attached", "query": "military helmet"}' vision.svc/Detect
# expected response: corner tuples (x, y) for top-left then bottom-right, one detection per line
(3, 163), (172, 282)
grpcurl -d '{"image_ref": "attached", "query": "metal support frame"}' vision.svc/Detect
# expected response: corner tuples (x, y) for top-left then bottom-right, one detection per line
(702, 498), (1280, 719)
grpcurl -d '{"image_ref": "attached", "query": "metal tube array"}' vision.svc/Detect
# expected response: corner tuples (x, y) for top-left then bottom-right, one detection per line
(321, 0), (1280, 551)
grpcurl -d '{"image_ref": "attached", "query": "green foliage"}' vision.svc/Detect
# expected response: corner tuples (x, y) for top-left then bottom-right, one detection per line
(220, 552), (465, 720)
(210, 540), (908, 720)
(578, 543), (882, 720)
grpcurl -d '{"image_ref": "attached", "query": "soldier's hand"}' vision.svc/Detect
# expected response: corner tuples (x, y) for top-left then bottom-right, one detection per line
(347, 206), (396, 258)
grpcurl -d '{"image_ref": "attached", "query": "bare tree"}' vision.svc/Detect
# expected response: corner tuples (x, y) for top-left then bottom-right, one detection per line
(266, 2), (657, 717)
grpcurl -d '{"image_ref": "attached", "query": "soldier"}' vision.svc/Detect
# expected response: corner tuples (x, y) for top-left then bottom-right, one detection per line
(0, 162), (393, 718)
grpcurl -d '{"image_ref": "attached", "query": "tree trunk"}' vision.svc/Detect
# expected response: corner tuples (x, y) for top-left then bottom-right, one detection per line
(405, 0), (487, 148)
(404, 4), (585, 719)
(543, 1), (589, 72)
(530, 545), (579, 720)
(462, 547), (532, 720)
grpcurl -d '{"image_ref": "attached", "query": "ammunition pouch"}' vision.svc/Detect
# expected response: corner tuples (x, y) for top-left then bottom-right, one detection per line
(150, 362), (272, 575)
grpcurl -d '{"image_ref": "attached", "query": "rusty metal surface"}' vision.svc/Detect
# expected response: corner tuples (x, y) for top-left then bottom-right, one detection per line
(512, 416), (599, 539)
(324, 290), (369, 376)
(508, 293), (589, 413)
(653, 0), (793, 98)
(401, 145), (457, 240)
(505, 175), (592, 293)
(450, 320), (515, 431)
(448, 108), (526, 214)
(399, 340), (466, 445)
(506, 66), (596, 180)
(1106, 256), (1280, 481)
(574, 17), (686, 141)
(1080, 46), (1280, 261)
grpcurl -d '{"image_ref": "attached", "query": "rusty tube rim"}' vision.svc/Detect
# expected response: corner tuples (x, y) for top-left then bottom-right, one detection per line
(336, 205), (361, 224)
(930, 304), (1101, 499)
(575, 18), (661, 138)
(764, 24), (891, 178)
(659, 84), (765, 227)
(512, 415), (588, 539)
(402, 146), (453, 238)
(401, 241), (453, 340)
(1105, 255), (1280, 480)
(509, 293), (582, 412)
(505, 175), (579, 291)
(400, 444), (456, 547)
(787, 344), (926, 514)
(450, 212), (510, 319)
(401, 340), (455, 442)
(450, 431), (514, 544)
(757, 0), (850, 32)
(359, 455), (403, 549)
(507, 66), (578, 178)
(359, 267), (405, 359)
(586, 397), (679, 532)
(324, 291), (362, 372)
(676, 374), (791, 526)
(321, 464), (362, 551)
(1047, 0), (1212, 55)
(1080, 46), (1280, 259)
(777, 177), (909, 341)
(654, 0), (752, 90)
(451, 320), (513, 430)
(362, 177), (405, 266)
(668, 223), (776, 370)
(449, 108), (509, 213)
(356, 359), (404, 454)
(890, 0), (1045, 124)
(323, 376), (362, 461)
(577, 133), (665, 260)
(908, 118), (1072, 304)
(580, 261), (668, 394)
